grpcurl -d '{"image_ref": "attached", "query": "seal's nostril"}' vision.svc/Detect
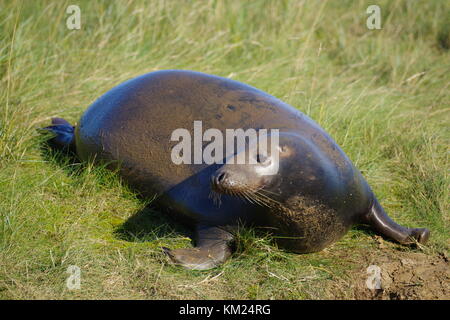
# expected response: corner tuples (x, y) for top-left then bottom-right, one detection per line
(217, 172), (226, 183)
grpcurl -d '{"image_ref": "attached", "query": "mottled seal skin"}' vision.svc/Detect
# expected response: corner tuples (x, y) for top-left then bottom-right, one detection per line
(44, 70), (430, 270)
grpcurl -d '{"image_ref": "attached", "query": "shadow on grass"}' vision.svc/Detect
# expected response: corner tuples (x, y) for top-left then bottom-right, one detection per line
(351, 223), (377, 236)
(113, 205), (192, 243)
(39, 132), (82, 176)
(39, 133), (193, 245)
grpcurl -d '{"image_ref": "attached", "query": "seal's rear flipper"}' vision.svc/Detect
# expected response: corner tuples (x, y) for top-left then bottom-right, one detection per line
(163, 225), (234, 270)
(364, 197), (430, 245)
(41, 117), (76, 152)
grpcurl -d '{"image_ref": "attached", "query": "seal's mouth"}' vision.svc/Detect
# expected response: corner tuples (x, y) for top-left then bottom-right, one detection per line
(210, 171), (279, 208)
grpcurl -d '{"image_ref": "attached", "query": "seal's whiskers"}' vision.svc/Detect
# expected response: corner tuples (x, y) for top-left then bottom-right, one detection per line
(209, 190), (222, 207)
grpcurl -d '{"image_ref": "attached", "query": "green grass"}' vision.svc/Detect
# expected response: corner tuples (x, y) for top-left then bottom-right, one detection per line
(0, 0), (448, 299)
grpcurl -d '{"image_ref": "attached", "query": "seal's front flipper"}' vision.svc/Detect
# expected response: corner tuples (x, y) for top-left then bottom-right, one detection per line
(364, 197), (430, 245)
(163, 225), (234, 270)
(41, 117), (75, 151)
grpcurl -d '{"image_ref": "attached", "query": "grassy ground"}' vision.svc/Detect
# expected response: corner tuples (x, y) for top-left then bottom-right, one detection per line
(0, 0), (448, 299)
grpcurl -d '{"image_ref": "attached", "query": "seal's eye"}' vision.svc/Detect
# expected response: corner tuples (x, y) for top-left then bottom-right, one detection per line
(279, 145), (288, 153)
(278, 145), (292, 157)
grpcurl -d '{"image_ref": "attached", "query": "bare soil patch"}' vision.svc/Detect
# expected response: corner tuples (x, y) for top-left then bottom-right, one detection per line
(350, 246), (449, 300)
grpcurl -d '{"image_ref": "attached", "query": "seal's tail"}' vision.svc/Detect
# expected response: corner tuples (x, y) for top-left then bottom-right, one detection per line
(42, 117), (76, 152)
(363, 197), (430, 245)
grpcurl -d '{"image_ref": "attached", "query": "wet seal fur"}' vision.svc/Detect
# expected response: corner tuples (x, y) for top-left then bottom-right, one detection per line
(43, 70), (430, 270)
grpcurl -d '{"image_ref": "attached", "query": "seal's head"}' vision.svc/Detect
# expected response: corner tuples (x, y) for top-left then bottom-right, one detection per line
(210, 132), (308, 207)
(210, 131), (351, 252)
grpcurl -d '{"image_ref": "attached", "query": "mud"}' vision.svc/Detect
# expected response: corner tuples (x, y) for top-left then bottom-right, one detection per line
(351, 247), (449, 300)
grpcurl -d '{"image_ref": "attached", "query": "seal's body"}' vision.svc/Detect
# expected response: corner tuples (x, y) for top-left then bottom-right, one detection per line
(45, 70), (430, 270)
